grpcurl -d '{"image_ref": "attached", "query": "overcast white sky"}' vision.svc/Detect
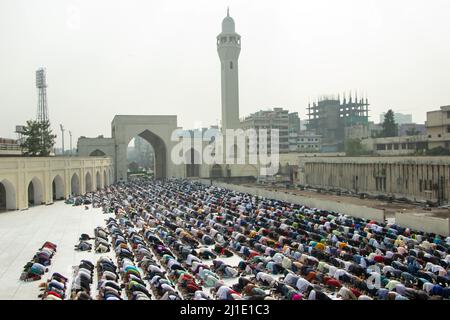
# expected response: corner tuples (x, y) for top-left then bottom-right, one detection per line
(1, 0), (450, 146)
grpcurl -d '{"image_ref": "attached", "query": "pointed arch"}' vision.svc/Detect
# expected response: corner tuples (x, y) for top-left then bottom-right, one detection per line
(132, 130), (167, 179)
(108, 168), (113, 185)
(71, 173), (80, 196)
(27, 177), (44, 206)
(0, 179), (16, 210)
(52, 174), (65, 201)
(96, 170), (101, 190)
(85, 171), (93, 193)
(103, 170), (108, 188)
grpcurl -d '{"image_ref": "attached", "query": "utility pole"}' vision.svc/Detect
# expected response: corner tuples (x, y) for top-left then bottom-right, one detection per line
(69, 131), (73, 156)
(60, 124), (65, 156)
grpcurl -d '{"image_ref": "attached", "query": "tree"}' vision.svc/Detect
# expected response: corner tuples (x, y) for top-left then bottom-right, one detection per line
(345, 138), (369, 156)
(381, 109), (398, 137)
(128, 161), (140, 172)
(20, 120), (56, 156)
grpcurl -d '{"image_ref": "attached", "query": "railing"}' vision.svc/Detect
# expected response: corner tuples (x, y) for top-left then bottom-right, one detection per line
(0, 144), (21, 151)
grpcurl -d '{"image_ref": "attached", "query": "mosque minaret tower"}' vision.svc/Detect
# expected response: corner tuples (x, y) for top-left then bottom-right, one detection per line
(217, 8), (241, 131)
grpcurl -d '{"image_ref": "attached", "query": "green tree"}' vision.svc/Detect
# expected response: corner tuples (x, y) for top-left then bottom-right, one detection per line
(128, 161), (140, 172)
(381, 109), (398, 137)
(345, 138), (368, 156)
(20, 120), (56, 156)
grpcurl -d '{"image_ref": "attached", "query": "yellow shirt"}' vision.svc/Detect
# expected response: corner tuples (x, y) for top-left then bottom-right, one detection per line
(315, 242), (325, 251)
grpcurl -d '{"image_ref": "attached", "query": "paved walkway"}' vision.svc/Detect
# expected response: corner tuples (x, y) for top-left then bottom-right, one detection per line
(0, 202), (108, 300)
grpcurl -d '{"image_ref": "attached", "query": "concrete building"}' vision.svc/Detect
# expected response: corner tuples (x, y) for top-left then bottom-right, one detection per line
(380, 112), (412, 125)
(307, 94), (369, 152)
(288, 112), (301, 134)
(369, 122), (383, 138)
(345, 124), (371, 140)
(0, 157), (113, 211)
(0, 138), (21, 156)
(299, 119), (307, 131)
(279, 152), (344, 182)
(399, 123), (426, 136)
(241, 107), (291, 153)
(296, 156), (450, 205)
(77, 136), (115, 157)
(426, 105), (450, 149)
(361, 135), (428, 156)
(288, 131), (321, 152)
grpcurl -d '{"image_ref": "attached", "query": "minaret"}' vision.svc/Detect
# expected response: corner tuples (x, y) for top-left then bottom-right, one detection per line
(217, 8), (241, 131)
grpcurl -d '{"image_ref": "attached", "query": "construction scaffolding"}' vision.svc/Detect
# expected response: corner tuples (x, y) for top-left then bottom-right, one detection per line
(307, 93), (369, 152)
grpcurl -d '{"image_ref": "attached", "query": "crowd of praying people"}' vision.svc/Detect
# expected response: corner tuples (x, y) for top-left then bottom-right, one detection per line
(20, 241), (57, 282)
(38, 273), (68, 300)
(64, 178), (449, 300)
(70, 260), (95, 299)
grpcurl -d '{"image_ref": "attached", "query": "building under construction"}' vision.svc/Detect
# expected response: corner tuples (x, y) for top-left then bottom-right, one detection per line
(307, 93), (369, 152)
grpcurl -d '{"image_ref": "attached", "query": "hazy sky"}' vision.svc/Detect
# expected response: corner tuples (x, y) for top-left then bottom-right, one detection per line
(1, 0), (450, 147)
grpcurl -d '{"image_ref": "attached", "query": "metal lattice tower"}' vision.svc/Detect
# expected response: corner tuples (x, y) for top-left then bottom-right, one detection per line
(36, 68), (49, 123)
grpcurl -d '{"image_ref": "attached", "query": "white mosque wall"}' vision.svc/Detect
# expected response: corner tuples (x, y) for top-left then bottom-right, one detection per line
(0, 157), (113, 210)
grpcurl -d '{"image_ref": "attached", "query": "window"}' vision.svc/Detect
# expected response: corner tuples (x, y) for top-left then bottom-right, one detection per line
(447, 125), (450, 133)
(447, 111), (450, 118)
(438, 134), (442, 138)
(230, 61), (233, 69)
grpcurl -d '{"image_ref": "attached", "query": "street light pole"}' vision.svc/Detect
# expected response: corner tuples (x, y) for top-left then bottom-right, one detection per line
(60, 124), (65, 156)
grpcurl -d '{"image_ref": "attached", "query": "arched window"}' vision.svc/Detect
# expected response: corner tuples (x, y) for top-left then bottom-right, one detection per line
(89, 149), (106, 156)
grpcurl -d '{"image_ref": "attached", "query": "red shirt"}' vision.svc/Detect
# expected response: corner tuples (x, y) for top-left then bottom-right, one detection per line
(47, 291), (62, 299)
(326, 278), (342, 288)
(350, 288), (362, 298)
(374, 255), (384, 263)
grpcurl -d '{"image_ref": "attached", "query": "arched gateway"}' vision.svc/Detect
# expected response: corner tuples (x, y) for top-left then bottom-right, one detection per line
(78, 115), (181, 181)
(113, 116), (180, 181)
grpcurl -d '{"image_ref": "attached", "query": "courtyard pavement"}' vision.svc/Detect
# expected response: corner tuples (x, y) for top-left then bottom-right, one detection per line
(0, 202), (108, 300)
